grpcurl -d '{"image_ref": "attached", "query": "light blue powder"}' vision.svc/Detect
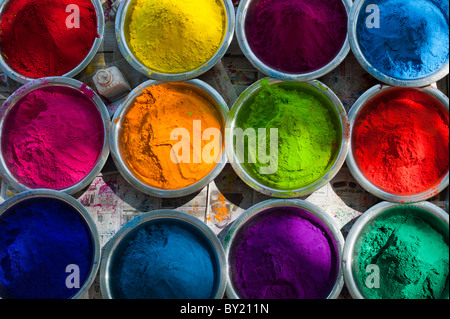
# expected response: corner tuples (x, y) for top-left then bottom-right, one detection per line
(357, 0), (449, 80)
(113, 222), (217, 299)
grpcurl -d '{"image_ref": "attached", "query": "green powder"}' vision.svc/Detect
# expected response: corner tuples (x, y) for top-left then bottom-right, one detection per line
(236, 81), (339, 189)
(357, 206), (449, 299)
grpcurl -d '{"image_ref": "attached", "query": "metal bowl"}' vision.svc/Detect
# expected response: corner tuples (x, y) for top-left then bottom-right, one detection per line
(110, 79), (229, 198)
(225, 77), (350, 198)
(99, 209), (227, 299)
(0, 77), (111, 195)
(115, 0), (235, 81)
(346, 84), (449, 203)
(235, 0), (351, 81)
(342, 201), (449, 299)
(0, 189), (101, 299)
(348, 0), (449, 87)
(223, 199), (345, 299)
(0, 0), (105, 84)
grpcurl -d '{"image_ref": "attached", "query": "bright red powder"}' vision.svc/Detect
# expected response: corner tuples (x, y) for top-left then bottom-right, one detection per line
(354, 88), (449, 195)
(0, 0), (98, 78)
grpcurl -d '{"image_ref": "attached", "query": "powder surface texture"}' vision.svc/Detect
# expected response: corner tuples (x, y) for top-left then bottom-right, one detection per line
(238, 82), (338, 189)
(357, 0), (449, 80)
(0, 0), (98, 78)
(245, 0), (348, 73)
(127, 0), (226, 73)
(357, 207), (449, 299)
(231, 208), (339, 299)
(2, 86), (105, 190)
(0, 198), (93, 299)
(120, 83), (223, 190)
(354, 89), (449, 195)
(114, 223), (216, 299)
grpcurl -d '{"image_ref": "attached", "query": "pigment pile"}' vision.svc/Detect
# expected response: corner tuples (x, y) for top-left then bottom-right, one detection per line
(1, 85), (105, 190)
(127, 0), (226, 73)
(0, 198), (94, 299)
(112, 222), (217, 299)
(236, 81), (339, 189)
(357, 206), (449, 299)
(120, 83), (223, 190)
(357, 0), (449, 80)
(0, 0), (98, 78)
(354, 88), (449, 195)
(230, 207), (339, 299)
(245, 0), (348, 73)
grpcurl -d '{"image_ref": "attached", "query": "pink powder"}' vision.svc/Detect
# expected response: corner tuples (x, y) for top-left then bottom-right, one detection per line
(1, 86), (105, 190)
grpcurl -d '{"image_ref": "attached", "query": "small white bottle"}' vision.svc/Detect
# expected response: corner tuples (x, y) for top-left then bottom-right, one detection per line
(93, 66), (131, 101)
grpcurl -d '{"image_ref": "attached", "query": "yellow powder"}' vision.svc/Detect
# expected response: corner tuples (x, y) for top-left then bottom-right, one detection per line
(127, 0), (226, 74)
(120, 83), (224, 190)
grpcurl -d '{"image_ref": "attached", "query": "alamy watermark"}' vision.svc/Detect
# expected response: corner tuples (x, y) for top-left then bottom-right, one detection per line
(365, 4), (380, 29)
(169, 121), (279, 175)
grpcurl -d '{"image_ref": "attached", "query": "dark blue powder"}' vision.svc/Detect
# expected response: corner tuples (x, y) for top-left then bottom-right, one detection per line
(0, 198), (94, 299)
(112, 222), (217, 299)
(357, 0), (449, 80)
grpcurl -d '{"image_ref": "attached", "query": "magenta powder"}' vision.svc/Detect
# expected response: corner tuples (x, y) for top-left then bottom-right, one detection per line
(1, 86), (105, 190)
(245, 0), (348, 73)
(230, 207), (339, 299)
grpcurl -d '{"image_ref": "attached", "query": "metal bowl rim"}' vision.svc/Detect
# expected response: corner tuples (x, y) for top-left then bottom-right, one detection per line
(99, 209), (227, 299)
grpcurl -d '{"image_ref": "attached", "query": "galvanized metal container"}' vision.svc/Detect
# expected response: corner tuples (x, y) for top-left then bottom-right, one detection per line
(0, 189), (101, 299)
(235, 0), (352, 81)
(342, 201), (449, 299)
(346, 84), (449, 203)
(225, 77), (350, 198)
(115, 0), (235, 81)
(0, 0), (105, 83)
(223, 199), (345, 299)
(110, 79), (229, 198)
(0, 77), (111, 195)
(99, 209), (227, 299)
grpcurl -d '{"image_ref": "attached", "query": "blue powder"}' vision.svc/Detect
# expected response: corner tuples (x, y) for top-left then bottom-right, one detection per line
(357, 0), (449, 79)
(113, 222), (217, 299)
(0, 198), (94, 299)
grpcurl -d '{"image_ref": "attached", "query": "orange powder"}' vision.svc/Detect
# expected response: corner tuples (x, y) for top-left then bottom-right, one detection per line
(120, 83), (224, 190)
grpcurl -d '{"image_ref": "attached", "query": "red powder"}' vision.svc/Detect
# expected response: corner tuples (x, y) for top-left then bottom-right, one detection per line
(354, 88), (449, 195)
(0, 0), (98, 78)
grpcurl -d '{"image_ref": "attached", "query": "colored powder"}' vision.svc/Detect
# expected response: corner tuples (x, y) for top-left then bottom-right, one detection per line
(0, 198), (94, 299)
(0, 0), (98, 78)
(230, 207), (339, 299)
(357, 0), (449, 80)
(237, 81), (339, 189)
(120, 83), (223, 190)
(354, 88), (449, 195)
(113, 222), (217, 299)
(1, 86), (105, 190)
(357, 206), (449, 299)
(127, 0), (226, 73)
(245, 0), (348, 73)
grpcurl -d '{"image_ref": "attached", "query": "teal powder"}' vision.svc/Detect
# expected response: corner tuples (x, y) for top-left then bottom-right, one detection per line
(357, 0), (449, 80)
(357, 206), (449, 299)
(113, 222), (217, 299)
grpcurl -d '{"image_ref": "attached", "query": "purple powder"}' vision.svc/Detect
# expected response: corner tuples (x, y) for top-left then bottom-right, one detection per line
(245, 0), (348, 73)
(231, 207), (339, 299)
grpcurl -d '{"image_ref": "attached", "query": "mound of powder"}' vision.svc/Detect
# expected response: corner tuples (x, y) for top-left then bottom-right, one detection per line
(120, 83), (223, 190)
(237, 81), (339, 189)
(245, 0), (348, 73)
(231, 207), (339, 299)
(357, 206), (449, 299)
(0, 0), (98, 78)
(113, 222), (217, 299)
(0, 198), (94, 299)
(1, 86), (105, 190)
(357, 0), (449, 79)
(354, 88), (449, 195)
(127, 0), (226, 73)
